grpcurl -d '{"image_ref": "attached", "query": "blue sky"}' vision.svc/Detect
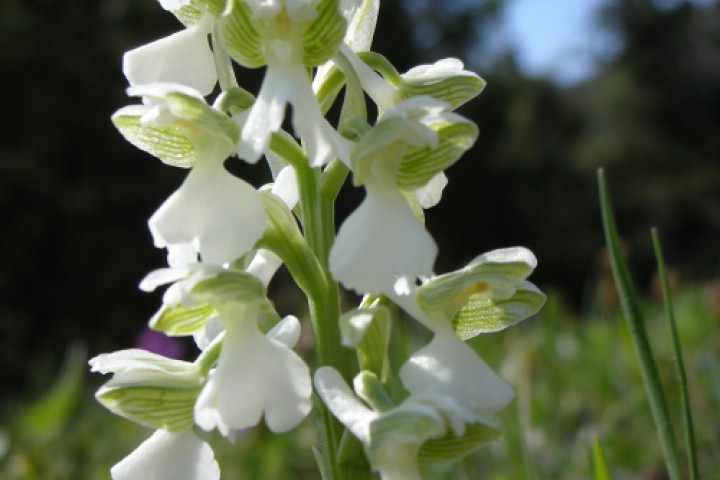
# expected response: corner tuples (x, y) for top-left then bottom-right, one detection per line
(503, 0), (614, 85)
(504, 0), (717, 85)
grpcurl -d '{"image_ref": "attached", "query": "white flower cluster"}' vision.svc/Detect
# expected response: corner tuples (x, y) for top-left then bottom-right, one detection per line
(91, 1), (547, 478)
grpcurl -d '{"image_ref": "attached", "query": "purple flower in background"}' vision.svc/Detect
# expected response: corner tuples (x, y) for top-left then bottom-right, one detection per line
(135, 327), (185, 359)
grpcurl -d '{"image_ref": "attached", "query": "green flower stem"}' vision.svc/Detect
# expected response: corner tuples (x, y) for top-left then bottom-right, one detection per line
(597, 169), (681, 480)
(651, 228), (699, 480)
(295, 158), (357, 480)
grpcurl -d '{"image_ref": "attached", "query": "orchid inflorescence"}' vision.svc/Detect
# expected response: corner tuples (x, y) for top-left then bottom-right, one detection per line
(90, 1), (546, 478)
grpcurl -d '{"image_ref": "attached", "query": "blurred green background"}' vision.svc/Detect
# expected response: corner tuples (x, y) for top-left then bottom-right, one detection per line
(1, 0), (719, 478)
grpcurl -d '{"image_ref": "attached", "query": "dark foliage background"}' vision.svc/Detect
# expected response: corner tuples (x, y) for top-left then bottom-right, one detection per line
(1, 0), (719, 398)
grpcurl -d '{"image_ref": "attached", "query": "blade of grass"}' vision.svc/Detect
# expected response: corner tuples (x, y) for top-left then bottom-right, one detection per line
(590, 435), (611, 480)
(597, 169), (681, 480)
(651, 228), (699, 480)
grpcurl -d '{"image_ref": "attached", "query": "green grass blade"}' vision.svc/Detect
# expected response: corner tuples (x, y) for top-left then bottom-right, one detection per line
(597, 169), (681, 480)
(651, 228), (700, 480)
(590, 435), (611, 480)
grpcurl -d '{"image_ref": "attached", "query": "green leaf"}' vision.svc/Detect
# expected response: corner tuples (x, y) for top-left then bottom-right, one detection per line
(302, 0), (346, 66)
(150, 303), (215, 336)
(17, 346), (85, 442)
(453, 281), (546, 339)
(220, 0), (266, 68)
(396, 118), (477, 190)
(652, 228), (700, 480)
(597, 168), (681, 480)
(417, 416), (502, 464)
(590, 435), (611, 480)
(112, 107), (197, 168)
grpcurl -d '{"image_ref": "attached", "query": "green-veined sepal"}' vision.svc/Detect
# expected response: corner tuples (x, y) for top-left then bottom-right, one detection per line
(417, 416), (502, 464)
(453, 281), (546, 339)
(191, 270), (268, 307)
(164, 0), (205, 26)
(90, 350), (204, 431)
(150, 303), (216, 336)
(220, 0), (266, 68)
(417, 247), (538, 319)
(195, 0), (226, 17)
(400, 59), (486, 110)
(302, 0), (346, 66)
(113, 88), (239, 167)
(113, 106), (197, 168)
(396, 115), (477, 190)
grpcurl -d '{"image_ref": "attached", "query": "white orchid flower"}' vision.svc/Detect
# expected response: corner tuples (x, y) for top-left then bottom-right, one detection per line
(314, 367), (446, 480)
(220, 0), (352, 166)
(194, 309), (312, 437)
(120, 83), (267, 265)
(123, 11), (217, 95)
(329, 97), (454, 296)
(110, 429), (219, 480)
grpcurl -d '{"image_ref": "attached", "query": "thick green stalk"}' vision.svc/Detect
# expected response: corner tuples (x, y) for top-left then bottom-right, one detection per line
(651, 228), (699, 480)
(597, 169), (681, 480)
(295, 159), (357, 480)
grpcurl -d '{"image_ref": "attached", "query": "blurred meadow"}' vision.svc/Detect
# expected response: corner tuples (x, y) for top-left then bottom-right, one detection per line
(1, 0), (719, 478)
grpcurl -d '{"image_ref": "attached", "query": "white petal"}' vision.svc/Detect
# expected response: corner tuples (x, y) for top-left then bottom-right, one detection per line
(474, 246), (538, 270)
(287, 62), (347, 167)
(238, 65), (290, 163)
(139, 266), (189, 293)
(314, 367), (377, 441)
(194, 304), (311, 434)
(271, 166), (299, 208)
(403, 58), (467, 81)
(148, 156), (267, 265)
(414, 171), (447, 209)
(266, 315), (301, 348)
(338, 43), (397, 112)
(111, 430), (219, 480)
(123, 19), (217, 96)
(330, 183), (437, 295)
(167, 243), (199, 268)
(158, 0), (192, 11)
(193, 314), (224, 351)
(246, 249), (283, 286)
(344, 0), (379, 52)
(399, 330), (514, 432)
